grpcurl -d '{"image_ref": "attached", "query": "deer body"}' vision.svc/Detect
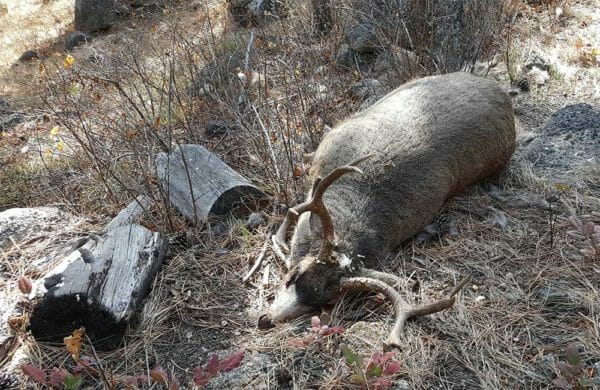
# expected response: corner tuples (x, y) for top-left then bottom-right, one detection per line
(261, 72), (515, 343)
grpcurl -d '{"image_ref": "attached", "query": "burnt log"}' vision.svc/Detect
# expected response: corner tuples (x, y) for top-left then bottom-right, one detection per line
(156, 144), (265, 225)
(29, 196), (167, 350)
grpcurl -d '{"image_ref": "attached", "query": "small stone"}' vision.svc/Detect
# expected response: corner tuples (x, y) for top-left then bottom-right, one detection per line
(66, 31), (92, 51)
(245, 212), (265, 230)
(205, 120), (237, 137)
(344, 23), (378, 54)
(529, 67), (550, 85)
(335, 44), (356, 69)
(18, 50), (39, 62)
(350, 78), (381, 99)
(392, 379), (411, 390)
(475, 295), (486, 302)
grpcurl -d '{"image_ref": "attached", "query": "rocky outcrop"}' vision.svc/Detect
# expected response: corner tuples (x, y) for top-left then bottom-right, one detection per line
(75, 0), (120, 33)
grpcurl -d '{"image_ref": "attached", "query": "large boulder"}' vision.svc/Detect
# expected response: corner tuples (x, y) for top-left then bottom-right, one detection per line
(75, 0), (119, 33)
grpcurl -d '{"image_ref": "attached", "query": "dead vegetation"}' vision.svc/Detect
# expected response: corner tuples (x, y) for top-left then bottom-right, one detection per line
(0, 0), (599, 388)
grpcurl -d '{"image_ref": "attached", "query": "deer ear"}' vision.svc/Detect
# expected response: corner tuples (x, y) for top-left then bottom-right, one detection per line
(284, 267), (300, 288)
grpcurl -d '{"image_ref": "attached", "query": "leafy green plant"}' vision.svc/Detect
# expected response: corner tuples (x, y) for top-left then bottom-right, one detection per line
(341, 345), (402, 389)
(552, 345), (599, 389)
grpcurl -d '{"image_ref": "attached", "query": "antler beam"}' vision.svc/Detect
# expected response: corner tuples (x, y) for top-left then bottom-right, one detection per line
(339, 274), (471, 347)
(273, 155), (373, 266)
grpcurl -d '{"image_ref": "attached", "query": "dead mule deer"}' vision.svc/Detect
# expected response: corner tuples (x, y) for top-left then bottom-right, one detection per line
(259, 72), (516, 346)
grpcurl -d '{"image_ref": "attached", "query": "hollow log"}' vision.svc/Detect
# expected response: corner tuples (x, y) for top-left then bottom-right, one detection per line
(156, 144), (265, 224)
(29, 197), (167, 350)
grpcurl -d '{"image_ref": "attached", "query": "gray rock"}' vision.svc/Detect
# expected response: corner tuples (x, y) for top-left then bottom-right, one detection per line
(75, 0), (119, 33)
(335, 44), (357, 69)
(205, 351), (274, 389)
(350, 78), (382, 99)
(66, 31), (92, 51)
(392, 379), (411, 390)
(345, 23), (378, 54)
(205, 120), (238, 137)
(335, 44), (376, 71)
(245, 212), (265, 230)
(18, 50), (39, 62)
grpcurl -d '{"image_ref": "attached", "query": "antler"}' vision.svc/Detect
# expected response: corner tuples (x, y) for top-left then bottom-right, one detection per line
(273, 155), (373, 266)
(339, 274), (471, 347)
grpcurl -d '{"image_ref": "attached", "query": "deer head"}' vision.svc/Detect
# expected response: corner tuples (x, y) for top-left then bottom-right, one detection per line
(258, 156), (469, 346)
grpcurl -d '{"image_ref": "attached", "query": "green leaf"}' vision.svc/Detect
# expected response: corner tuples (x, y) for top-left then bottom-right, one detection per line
(341, 345), (358, 365)
(565, 345), (580, 366)
(63, 374), (82, 390)
(366, 363), (383, 378)
(69, 83), (82, 96)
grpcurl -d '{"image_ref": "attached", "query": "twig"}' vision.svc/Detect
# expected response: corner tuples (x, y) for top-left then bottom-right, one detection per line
(242, 239), (269, 283)
(251, 104), (281, 184)
(244, 31), (255, 72)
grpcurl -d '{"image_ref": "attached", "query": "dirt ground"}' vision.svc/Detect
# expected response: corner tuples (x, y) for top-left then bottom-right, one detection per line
(0, 0), (599, 389)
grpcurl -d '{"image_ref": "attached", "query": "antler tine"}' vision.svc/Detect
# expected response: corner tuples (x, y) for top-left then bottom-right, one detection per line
(272, 155), (374, 267)
(294, 155), (374, 265)
(340, 274), (470, 347)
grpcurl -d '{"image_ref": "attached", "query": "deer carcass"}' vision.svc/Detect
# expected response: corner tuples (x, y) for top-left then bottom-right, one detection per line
(260, 72), (515, 345)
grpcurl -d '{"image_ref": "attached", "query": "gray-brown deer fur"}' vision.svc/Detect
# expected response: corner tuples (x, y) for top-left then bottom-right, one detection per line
(260, 72), (515, 342)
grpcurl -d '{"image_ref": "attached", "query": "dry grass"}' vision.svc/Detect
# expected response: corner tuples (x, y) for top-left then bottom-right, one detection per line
(1, 0), (599, 389)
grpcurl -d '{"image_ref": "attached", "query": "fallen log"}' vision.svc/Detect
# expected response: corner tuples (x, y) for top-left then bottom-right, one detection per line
(29, 196), (167, 350)
(156, 144), (266, 224)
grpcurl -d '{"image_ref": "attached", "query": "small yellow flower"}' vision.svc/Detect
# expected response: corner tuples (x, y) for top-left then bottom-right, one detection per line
(64, 55), (75, 68)
(56, 141), (65, 151)
(50, 126), (60, 135)
(592, 48), (599, 56)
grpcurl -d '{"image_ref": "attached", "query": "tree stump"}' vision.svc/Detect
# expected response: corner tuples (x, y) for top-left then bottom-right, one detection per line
(29, 196), (167, 350)
(156, 144), (266, 225)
